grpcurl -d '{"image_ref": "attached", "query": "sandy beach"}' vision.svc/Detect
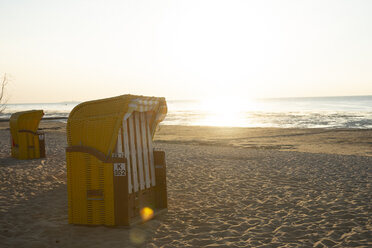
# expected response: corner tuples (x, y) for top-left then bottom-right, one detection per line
(0, 121), (371, 247)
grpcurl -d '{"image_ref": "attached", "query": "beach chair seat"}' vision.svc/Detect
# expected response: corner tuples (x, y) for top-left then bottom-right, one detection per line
(9, 110), (45, 159)
(66, 94), (168, 226)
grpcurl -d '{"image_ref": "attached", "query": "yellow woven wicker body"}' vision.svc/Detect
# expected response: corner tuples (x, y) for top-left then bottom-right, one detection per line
(66, 94), (167, 226)
(10, 110), (44, 159)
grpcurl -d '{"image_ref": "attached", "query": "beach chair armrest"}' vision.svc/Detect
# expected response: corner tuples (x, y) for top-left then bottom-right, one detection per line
(66, 145), (127, 164)
(18, 129), (41, 136)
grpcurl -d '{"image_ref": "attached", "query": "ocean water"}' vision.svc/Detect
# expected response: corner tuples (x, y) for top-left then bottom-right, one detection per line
(1, 96), (372, 129)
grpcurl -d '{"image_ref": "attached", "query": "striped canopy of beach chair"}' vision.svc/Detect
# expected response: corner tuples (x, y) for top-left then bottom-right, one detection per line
(66, 94), (168, 226)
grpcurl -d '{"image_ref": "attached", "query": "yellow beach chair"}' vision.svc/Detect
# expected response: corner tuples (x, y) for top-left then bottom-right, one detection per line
(10, 110), (45, 159)
(66, 95), (168, 226)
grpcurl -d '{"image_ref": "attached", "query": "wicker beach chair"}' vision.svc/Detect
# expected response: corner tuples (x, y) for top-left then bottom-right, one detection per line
(66, 95), (168, 226)
(10, 110), (45, 159)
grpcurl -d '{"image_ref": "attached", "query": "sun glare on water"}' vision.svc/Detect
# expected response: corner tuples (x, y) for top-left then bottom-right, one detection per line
(198, 97), (255, 127)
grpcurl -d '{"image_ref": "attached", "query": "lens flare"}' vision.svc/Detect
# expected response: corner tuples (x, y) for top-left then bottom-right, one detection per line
(129, 228), (146, 245)
(140, 207), (154, 222)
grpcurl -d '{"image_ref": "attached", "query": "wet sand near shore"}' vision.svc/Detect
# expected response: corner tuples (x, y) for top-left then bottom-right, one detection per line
(156, 125), (372, 157)
(0, 121), (371, 247)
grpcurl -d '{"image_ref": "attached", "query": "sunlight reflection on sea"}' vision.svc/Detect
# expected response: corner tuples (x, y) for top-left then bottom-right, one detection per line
(2, 96), (372, 128)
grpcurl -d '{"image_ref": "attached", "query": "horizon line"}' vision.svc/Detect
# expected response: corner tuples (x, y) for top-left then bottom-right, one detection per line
(5, 94), (372, 105)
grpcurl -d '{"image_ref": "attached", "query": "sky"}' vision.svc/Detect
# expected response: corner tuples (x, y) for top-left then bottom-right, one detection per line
(0, 0), (372, 103)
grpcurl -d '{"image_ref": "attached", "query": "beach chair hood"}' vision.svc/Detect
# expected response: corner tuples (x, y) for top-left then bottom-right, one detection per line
(67, 94), (167, 156)
(10, 110), (44, 143)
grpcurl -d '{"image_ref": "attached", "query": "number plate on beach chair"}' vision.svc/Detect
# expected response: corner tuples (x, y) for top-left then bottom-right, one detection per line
(114, 163), (127, 176)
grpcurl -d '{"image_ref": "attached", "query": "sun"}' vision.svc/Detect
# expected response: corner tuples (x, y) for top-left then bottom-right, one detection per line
(201, 96), (248, 113)
(198, 96), (255, 127)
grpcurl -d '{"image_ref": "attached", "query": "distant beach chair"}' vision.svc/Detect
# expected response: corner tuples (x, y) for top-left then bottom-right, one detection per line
(66, 95), (168, 226)
(10, 110), (46, 159)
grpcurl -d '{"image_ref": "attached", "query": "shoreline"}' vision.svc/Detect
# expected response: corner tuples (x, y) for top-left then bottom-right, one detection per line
(1, 121), (372, 157)
(0, 117), (68, 122)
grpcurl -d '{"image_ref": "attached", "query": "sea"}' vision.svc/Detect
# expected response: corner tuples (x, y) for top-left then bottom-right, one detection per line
(1, 95), (372, 129)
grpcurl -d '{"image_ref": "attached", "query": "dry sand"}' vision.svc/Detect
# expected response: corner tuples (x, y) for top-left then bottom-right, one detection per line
(0, 121), (371, 247)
